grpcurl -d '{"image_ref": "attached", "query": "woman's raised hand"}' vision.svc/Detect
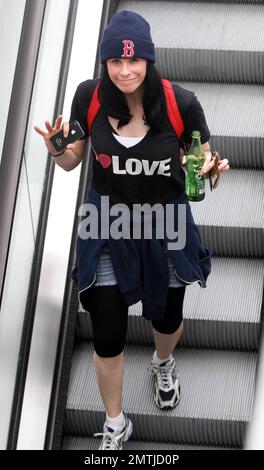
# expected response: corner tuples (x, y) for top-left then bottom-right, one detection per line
(34, 115), (70, 155)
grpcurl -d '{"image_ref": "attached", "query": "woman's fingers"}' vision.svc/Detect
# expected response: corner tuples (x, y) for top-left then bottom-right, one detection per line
(43, 115), (63, 133)
(62, 121), (69, 138)
(55, 115), (63, 129)
(181, 155), (187, 166)
(182, 152), (230, 176)
(218, 159), (230, 171)
(34, 126), (46, 137)
(201, 158), (230, 175)
(45, 120), (53, 133)
(34, 115), (66, 157)
(201, 158), (215, 175)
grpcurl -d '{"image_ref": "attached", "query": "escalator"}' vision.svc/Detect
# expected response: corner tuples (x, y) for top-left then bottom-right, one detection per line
(50, 0), (264, 450)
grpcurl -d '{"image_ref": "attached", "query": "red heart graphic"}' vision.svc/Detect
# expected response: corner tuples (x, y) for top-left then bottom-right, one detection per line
(98, 154), (112, 169)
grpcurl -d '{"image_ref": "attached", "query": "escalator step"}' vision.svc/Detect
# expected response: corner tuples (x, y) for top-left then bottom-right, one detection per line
(61, 434), (237, 450)
(64, 342), (257, 447)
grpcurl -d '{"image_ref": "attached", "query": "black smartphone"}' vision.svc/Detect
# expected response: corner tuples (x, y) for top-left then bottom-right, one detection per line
(50, 120), (84, 152)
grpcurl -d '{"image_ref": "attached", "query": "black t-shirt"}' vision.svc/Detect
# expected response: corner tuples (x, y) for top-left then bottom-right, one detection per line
(70, 79), (210, 206)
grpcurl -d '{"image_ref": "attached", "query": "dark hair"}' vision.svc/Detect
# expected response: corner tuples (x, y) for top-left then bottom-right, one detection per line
(98, 62), (167, 131)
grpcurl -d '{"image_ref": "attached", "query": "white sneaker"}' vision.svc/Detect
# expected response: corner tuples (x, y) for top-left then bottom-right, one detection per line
(150, 357), (180, 409)
(94, 414), (133, 450)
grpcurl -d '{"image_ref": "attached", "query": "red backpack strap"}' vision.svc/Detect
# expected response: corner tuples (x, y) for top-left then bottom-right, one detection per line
(87, 79), (184, 140)
(161, 78), (184, 140)
(87, 81), (101, 135)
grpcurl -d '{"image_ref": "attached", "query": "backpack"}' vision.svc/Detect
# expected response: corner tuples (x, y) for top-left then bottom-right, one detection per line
(87, 78), (184, 141)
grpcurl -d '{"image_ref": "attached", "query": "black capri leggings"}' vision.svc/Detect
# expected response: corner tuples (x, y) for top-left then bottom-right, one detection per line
(80, 285), (186, 358)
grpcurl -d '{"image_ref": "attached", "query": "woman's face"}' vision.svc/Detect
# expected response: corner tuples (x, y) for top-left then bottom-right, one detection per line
(106, 58), (147, 95)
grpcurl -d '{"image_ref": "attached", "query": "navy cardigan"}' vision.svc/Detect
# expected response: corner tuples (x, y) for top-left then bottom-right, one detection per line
(71, 184), (211, 321)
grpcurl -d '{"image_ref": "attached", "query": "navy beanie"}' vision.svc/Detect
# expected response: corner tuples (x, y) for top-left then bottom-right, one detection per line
(100, 10), (155, 64)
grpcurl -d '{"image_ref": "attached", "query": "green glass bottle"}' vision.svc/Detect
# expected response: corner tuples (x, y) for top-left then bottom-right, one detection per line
(185, 130), (206, 202)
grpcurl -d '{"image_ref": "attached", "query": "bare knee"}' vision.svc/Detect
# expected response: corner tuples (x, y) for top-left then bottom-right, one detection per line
(94, 348), (124, 361)
(178, 320), (184, 334)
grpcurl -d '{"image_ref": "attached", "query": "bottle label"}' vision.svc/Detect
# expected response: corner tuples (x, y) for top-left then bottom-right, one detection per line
(185, 156), (205, 200)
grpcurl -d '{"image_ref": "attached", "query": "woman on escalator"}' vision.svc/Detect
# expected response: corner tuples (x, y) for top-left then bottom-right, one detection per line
(34, 10), (229, 450)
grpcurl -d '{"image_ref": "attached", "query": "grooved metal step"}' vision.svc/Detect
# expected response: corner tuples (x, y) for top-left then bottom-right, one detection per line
(178, 82), (264, 168)
(76, 257), (263, 351)
(118, 1), (264, 83)
(61, 435), (235, 450)
(64, 342), (257, 447)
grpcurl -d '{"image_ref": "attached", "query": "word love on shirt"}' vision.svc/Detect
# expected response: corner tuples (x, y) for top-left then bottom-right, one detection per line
(94, 152), (172, 177)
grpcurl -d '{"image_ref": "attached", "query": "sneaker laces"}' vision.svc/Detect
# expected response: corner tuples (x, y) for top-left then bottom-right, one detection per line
(94, 427), (124, 450)
(150, 360), (178, 390)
